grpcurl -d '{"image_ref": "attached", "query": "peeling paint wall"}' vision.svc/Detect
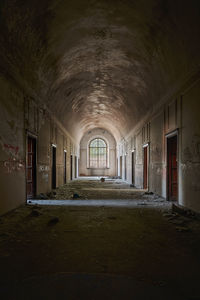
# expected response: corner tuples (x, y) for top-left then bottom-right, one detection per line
(25, 99), (77, 195)
(118, 77), (200, 213)
(0, 77), (26, 215)
(0, 77), (77, 215)
(180, 80), (200, 212)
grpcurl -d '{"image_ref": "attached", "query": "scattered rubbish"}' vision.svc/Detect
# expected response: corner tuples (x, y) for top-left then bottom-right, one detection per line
(36, 193), (49, 200)
(47, 217), (59, 226)
(176, 226), (191, 232)
(73, 193), (80, 199)
(144, 191), (154, 195)
(170, 219), (186, 226)
(172, 203), (199, 219)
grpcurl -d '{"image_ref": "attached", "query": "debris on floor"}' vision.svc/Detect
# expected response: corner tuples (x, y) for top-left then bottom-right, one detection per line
(73, 193), (80, 199)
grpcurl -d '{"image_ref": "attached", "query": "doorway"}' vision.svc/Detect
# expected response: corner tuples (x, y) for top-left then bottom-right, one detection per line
(27, 136), (36, 199)
(52, 146), (56, 189)
(132, 152), (135, 185)
(167, 135), (178, 201)
(120, 156), (122, 178)
(124, 155), (127, 181)
(143, 146), (148, 189)
(70, 155), (73, 180)
(75, 156), (77, 178)
(64, 151), (67, 184)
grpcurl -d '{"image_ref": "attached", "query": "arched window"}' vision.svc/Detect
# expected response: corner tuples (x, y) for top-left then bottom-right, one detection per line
(89, 138), (107, 168)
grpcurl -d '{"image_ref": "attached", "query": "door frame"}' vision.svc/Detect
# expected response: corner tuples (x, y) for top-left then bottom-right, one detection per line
(120, 156), (122, 178)
(166, 130), (179, 201)
(70, 155), (73, 180)
(64, 150), (67, 184)
(143, 143), (149, 190)
(131, 150), (135, 185)
(26, 132), (37, 200)
(52, 144), (57, 189)
(75, 155), (77, 179)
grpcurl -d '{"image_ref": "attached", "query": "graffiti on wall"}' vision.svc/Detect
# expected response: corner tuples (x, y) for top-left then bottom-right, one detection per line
(1, 143), (24, 173)
(3, 143), (19, 155)
(2, 157), (25, 173)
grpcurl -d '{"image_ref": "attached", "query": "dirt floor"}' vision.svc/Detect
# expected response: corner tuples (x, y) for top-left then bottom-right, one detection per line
(0, 178), (200, 299)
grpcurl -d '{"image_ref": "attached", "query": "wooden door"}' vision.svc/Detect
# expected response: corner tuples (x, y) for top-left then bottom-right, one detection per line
(52, 146), (56, 189)
(143, 146), (148, 189)
(64, 151), (67, 184)
(27, 137), (36, 199)
(132, 152), (135, 185)
(167, 135), (178, 201)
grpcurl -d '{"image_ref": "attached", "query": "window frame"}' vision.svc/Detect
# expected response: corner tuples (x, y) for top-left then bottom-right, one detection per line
(87, 137), (109, 169)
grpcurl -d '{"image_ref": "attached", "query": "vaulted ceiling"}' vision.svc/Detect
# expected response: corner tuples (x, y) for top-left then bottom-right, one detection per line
(0, 0), (200, 142)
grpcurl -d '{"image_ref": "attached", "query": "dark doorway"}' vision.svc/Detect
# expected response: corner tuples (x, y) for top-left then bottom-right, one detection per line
(27, 136), (36, 199)
(132, 152), (135, 185)
(167, 135), (178, 201)
(64, 151), (67, 184)
(75, 156), (77, 178)
(52, 146), (56, 189)
(143, 146), (148, 189)
(120, 156), (122, 178)
(124, 155), (127, 181)
(70, 155), (73, 180)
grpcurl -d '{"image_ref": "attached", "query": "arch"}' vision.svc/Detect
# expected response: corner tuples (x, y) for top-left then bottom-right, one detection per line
(88, 138), (108, 168)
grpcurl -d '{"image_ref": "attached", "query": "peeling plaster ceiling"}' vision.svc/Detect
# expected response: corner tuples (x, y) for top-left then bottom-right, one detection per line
(0, 0), (200, 142)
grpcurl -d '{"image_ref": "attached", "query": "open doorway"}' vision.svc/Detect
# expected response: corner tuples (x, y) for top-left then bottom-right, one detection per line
(120, 156), (122, 178)
(132, 151), (135, 185)
(64, 150), (67, 184)
(143, 145), (148, 189)
(52, 146), (56, 189)
(75, 156), (77, 178)
(124, 155), (127, 181)
(70, 155), (73, 180)
(27, 136), (37, 199)
(167, 134), (178, 201)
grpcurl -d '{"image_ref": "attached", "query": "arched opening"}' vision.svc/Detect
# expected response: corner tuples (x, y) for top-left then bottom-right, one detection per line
(79, 128), (116, 177)
(89, 138), (107, 169)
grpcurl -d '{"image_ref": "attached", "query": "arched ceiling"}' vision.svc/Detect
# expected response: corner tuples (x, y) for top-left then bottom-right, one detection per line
(0, 0), (200, 142)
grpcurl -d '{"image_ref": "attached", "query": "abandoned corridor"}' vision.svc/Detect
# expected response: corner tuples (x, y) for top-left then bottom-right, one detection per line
(0, 0), (200, 299)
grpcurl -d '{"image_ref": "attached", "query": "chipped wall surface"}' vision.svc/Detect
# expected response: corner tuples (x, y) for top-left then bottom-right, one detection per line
(180, 80), (200, 212)
(25, 100), (77, 196)
(0, 77), (26, 214)
(0, 78), (77, 215)
(118, 78), (200, 212)
(79, 128), (116, 177)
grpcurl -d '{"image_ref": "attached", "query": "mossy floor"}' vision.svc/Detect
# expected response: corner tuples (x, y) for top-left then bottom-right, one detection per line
(0, 179), (200, 299)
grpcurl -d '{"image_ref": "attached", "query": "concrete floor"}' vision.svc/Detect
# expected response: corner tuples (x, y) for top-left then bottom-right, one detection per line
(0, 178), (200, 299)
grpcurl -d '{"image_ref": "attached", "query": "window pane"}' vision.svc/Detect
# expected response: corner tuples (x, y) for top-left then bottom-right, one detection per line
(89, 138), (107, 168)
(90, 139), (98, 147)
